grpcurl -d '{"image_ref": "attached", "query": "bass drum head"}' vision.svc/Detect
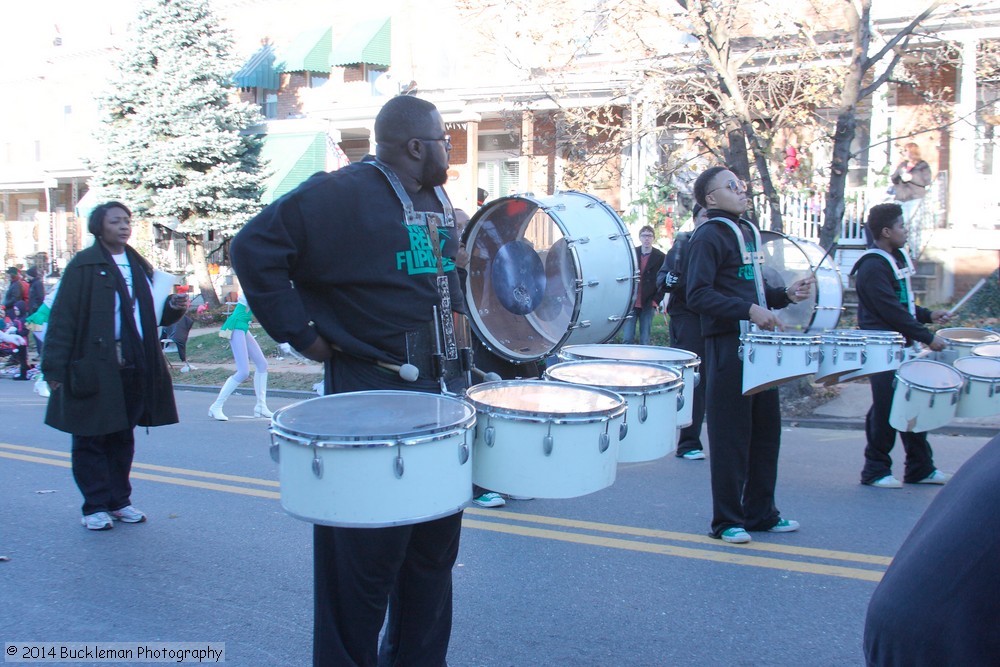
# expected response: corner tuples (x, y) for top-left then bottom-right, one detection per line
(759, 231), (842, 333)
(462, 193), (634, 364)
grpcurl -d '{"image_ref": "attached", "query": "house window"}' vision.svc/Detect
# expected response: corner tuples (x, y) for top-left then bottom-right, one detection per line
(478, 159), (521, 200)
(366, 65), (388, 95)
(264, 94), (278, 119)
(309, 73), (329, 88)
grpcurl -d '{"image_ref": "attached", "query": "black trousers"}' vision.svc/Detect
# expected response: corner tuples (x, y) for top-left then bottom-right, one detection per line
(71, 428), (135, 515)
(669, 312), (706, 455)
(860, 369), (936, 484)
(312, 355), (465, 667)
(704, 334), (782, 536)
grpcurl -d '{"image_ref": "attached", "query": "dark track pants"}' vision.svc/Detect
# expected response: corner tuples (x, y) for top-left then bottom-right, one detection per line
(860, 369), (935, 484)
(669, 313), (706, 455)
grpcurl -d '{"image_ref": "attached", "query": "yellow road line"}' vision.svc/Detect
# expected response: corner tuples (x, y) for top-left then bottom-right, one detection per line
(463, 519), (883, 582)
(1, 443), (889, 578)
(466, 508), (893, 566)
(0, 442), (279, 487)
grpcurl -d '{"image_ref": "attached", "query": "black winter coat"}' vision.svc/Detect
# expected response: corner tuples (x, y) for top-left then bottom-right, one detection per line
(42, 244), (183, 436)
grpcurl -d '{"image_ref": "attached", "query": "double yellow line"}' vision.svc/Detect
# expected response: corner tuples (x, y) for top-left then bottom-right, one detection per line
(0, 442), (889, 581)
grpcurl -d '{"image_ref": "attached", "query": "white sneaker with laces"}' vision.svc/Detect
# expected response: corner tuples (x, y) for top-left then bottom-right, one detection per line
(111, 505), (147, 523)
(916, 470), (951, 485)
(870, 475), (903, 488)
(472, 492), (505, 508)
(681, 450), (706, 460)
(81, 512), (114, 531)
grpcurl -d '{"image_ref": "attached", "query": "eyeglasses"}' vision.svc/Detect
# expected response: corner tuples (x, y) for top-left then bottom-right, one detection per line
(415, 134), (452, 150)
(707, 179), (747, 196)
(639, 233), (654, 239)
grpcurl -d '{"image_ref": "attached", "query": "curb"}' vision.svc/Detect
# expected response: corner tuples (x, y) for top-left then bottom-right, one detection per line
(174, 384), (317, 400)
(784, 416), (1000, 438)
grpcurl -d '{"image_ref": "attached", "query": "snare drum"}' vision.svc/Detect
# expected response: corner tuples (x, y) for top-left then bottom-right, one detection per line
(739, 332), (821, 395)
(837, 330), (907, 382)
(972, 343), (1000, 359)
(462, 191), (636, 363)
(759, 231), (843, 333)
(558, 344), (699, 427)
(544, 360), (683, 462)
(933, 328), (1000, 364)
(269, 391), (476, 528)
(814, 330), (867, 385)
(465, 380), (626, 498)
(953, 356), (1000, 418)
(889, 360), (964, 433)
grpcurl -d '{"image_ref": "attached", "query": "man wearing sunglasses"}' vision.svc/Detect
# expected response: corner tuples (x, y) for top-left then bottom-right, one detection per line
(232, 95), (464, 667)
(685, 166), (814, 545)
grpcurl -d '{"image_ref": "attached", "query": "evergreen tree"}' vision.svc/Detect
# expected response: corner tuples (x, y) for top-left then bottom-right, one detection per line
(88, 0), (266, 306)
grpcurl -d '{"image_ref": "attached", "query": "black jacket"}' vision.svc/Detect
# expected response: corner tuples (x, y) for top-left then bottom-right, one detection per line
(851, 249), (933, 346)
(27, 276), (45, 314)
(634, 245), (666, 308)
(685, 210), (791, 337)
(657, 231), (694, 318)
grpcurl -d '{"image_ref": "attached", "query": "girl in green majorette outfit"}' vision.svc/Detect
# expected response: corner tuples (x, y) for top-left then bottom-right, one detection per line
(208, 294), (271, 420)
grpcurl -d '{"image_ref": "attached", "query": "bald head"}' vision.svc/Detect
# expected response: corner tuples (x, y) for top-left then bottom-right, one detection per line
(375, 96), (441, 147)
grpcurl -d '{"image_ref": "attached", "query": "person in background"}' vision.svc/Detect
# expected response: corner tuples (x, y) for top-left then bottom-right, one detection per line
(26, 267), (45, 315)
(42, 201), (189, 531)
(3, 266), (27, 313)
(890, 142), (932, 224)
(852, 203), (951, 489)
(657, 204), (710, 460)
(24, 280), (60, 397)
(5, 300), (31, 380)
(207, 293), (271, 420)
(623, 225), (666, 346)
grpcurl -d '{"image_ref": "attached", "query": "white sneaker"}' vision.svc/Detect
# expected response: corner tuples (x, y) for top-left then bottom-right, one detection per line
(34, 379), (50, 397)
(869, 475), (903, 489)
(81, 512), (114, 531)
(681, 450), (706, 460)
(916, 470), (951, 485)
(472, 492), (505, 508)
(110, 505), (146, 523)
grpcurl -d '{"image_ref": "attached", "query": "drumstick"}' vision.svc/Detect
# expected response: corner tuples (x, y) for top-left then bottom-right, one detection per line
(811, 238), (838, 280)
(947, 278), (987, 316)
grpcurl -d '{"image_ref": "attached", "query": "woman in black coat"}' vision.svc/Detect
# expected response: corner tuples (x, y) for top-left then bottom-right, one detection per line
(42, 201), (188, 531)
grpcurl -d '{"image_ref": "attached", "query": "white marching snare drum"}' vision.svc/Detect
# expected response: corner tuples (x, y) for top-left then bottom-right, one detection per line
(557, 344), (699, 428)
(759, 231), (843, 333)
(889, 360), (964, 433)
(933, 328), (1000, 365)
(953, 356), (1000, 418)
(837, 330), (907, 382)
(739, 332), (821, 395)
(462, 191), (636, 364)
(972, 342), (1000, 359)
(814, 330), (867, 385)
(465, 380), (626, 498)
(269, 391), (476, 528)
(544, 360), (683, 462)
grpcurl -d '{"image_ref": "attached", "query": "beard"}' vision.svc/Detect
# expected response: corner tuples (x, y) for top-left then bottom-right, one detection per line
(420, 156), (449, 188)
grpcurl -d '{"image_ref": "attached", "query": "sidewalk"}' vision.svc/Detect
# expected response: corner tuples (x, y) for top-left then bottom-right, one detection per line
(789, 381), (1000, 437)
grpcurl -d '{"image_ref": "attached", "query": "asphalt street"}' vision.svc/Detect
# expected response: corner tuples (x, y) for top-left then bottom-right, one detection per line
(0, 381), (992, 667)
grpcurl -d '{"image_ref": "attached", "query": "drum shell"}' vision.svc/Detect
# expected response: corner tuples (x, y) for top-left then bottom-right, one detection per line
(814, 331), (866, 385)
(837, 331), (906, 381)
(558, 344), (699, 427)
(544, 360), (683, 462)
(953, 356), (1000, 418)
(463, 191), (636, 363)
(888, 360), (964, 433)
(932, 328), (1000, 365)
(271, 392), (475, 528)
(759, 231), (843, 333)
(740, 333), (821, 395)
(466, 380), (626, 498)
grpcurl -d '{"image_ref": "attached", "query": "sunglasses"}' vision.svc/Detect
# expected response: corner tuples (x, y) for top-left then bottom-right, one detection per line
(414, 134), (452, 150)
(707, 179), (747, 196)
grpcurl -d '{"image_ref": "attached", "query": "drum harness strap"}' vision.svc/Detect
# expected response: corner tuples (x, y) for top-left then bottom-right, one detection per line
(367, 160), (471, 391)
(695, 217), (769, 336)
(855, 248), (917, 317)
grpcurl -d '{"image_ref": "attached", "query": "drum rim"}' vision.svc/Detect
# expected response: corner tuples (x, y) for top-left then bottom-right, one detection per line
(559, 343), (700, 368)
(953, 356), (1000, 380)
(465, 379), (627, 421)
(284, 505), (468, 529)
(271, 391), (476, 445)
(895, 359), (965, 391)
(837, 329), (906, 342)
(937, 327), (1000, 344)
(543, 359), (683, 393)
(742, 332), (822, 345)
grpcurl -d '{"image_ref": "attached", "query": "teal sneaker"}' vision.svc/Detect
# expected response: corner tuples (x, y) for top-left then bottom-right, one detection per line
(767, 518), (800, 533)
(720, 527), (751, 544)
(472, 492), (505, 508)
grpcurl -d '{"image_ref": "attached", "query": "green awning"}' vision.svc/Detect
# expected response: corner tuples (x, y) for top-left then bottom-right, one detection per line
(234, 43), (280, 89)
(329, 18), (391, 68)
(260, 132), (327, 204)
(276, 27), (333, 74)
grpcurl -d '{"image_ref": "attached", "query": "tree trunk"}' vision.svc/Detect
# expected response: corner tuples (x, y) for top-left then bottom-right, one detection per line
(743, 121), (783, 233)
(186, 234), (221, 308)
(820, 110), (857, 250)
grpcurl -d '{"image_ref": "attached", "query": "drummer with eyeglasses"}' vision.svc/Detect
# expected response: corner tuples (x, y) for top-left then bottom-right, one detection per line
(231, 96), (465, 667)
(852, 202), (952, 490)
(685, 166), (814, 545)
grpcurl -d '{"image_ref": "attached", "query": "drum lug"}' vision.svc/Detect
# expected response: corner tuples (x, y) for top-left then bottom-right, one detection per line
(619, 422), (628, 440)
(311, 451), (323, 480)
(776, 346), (783, 366)
(638, 403), (648, 424)
(568, 320), (591, 330)
(543, 434), (554, 456)
(616, 275), (632, 283)
(268, 431), (280, 463)
(394, 451), (405, 479)
(861, 350), (868, 365)
(565, 235), (590, 244)
(485, 425), (496, 447)
(693, 371), (700, 388)
(459, 433), (470, 465)
(676, 392), (685, 413)
(607, 315), (624, 322)
(598, 432), (610, 453)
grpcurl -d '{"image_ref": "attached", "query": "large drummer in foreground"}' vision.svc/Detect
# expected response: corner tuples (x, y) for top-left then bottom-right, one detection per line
(852, 203), (951, 489)
(685, 166), (813, 544)
(231, 96), (465, 667)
